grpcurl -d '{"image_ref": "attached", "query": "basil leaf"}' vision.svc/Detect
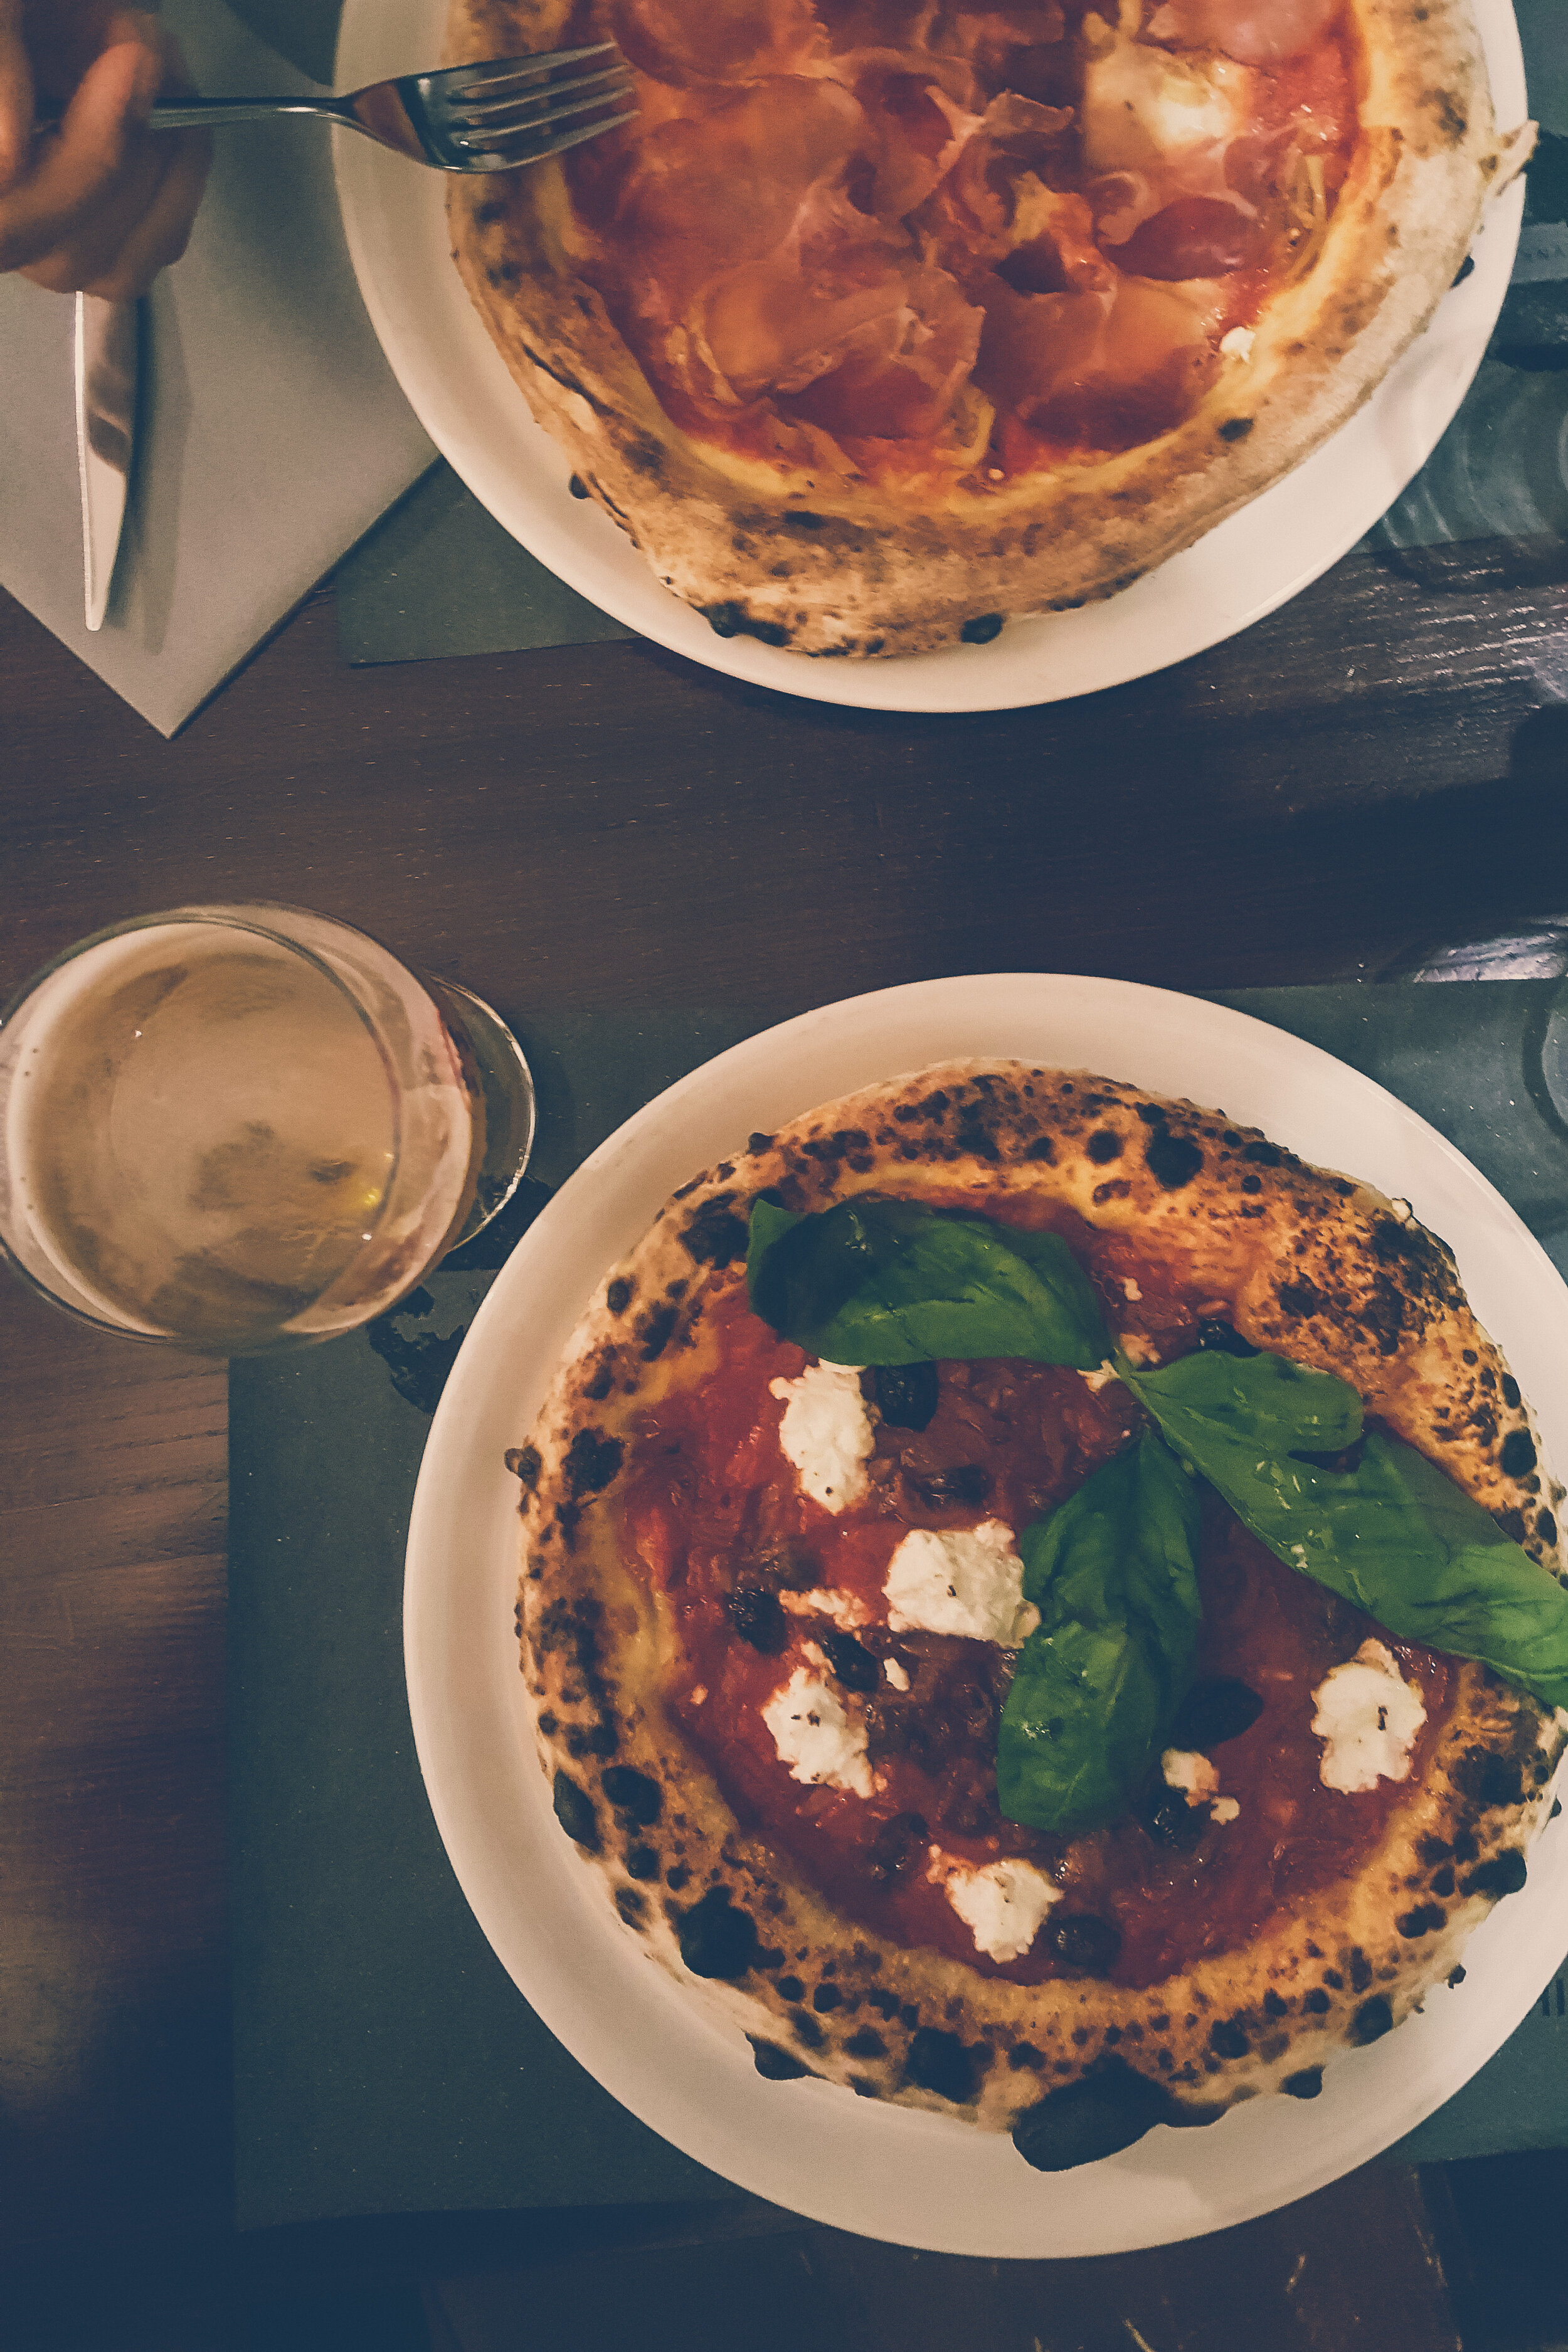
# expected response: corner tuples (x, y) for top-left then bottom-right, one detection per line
(746, 1196), (1109, 1369)
(996, 1433), (1203, 1835)
(1125, 1350), (1568, 1710)
(1120, 1344), (1364, 1461)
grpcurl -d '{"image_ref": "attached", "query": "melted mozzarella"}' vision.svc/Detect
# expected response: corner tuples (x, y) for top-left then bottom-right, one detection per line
(1080, 35), (1251, 173)
(884, 1520), (1037, 1645)
(1311, 1640), (1426, 1793)
(768, 1360), (875, 1513)
(930, 1853), (1061, 1961)
(1210, 1796), (1241, 1825)
(761, 1666), (874, 1796)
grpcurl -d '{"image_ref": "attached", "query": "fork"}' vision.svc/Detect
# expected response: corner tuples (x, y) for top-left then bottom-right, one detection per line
(65, 49), (637, 173)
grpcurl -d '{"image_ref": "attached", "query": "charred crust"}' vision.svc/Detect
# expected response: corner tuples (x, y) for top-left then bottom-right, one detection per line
(602, 1765), (663, 1824)
(563, 1429), (622, 1496)
(1459, 1848), (1527, 1899)
(681, 1192), (750, 1265)
(552, 1771), (598, 1851)
(637, 1303), (679, 1360)
(1282, 2067), (1323, 2099)
(504, 1444), (542, 1487)
(750, 2036), (812, 2080)
(677, 1887), (759, 1979)
(1145, 1130), (1204, 1189)
(1350, 1996), (1394, 2045)
(904, 2026), (983, 2104)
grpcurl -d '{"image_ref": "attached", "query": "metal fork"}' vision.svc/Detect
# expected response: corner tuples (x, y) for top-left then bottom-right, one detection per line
(85, 48), (637, 173)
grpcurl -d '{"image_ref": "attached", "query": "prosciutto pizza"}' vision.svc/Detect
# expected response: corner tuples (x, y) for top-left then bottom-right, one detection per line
(512, 1062), (1568, 2169)
(447, 0), (1528, 655)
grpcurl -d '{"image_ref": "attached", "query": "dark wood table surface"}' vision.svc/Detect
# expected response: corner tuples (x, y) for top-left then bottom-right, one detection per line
(4, 534), (1568, 2352)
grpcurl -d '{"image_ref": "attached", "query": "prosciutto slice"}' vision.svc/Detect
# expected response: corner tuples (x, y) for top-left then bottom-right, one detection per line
(604, 75), (977, 426)
(611, 0), (824, 85)
(977, 274), (1221, 447)
(1147, 0), (1340, 66)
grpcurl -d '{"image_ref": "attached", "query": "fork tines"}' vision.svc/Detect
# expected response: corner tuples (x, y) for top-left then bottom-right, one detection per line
(438, 44), (636, 159)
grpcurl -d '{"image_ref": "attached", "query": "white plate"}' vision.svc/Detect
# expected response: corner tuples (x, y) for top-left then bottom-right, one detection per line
(336, 0), (1525, 715)
(405, 975), (1568, 2257)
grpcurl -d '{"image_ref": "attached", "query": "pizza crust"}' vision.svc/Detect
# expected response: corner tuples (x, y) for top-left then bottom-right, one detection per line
(446, 0), (1528, 656)
(512, 1062), (1567, 2148)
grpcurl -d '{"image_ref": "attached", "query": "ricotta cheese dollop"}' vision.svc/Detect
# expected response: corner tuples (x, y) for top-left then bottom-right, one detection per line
(884, 1520), (1037, 1646)
(930, 1853), (1061, 1963)
(1161, 1747), (1220, 1806)
(1310, 1639), (1427, 1793)
(768, 1360), (875, 1514)
(761, 1665), (874, 1798)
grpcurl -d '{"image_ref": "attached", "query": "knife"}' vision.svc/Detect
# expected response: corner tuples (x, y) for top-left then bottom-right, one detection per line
(73, 292), (139, 632)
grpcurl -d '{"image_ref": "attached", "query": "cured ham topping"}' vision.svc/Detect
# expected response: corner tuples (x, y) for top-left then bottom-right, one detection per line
(565, 0), (1360, 474)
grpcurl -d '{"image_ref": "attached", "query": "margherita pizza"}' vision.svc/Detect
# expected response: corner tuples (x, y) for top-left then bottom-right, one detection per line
(512, 1062), (1568, 2169)
(447, 0), (1529, 655)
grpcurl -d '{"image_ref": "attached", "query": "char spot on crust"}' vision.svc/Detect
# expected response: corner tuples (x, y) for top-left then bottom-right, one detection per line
(1302, 1988), (1330, 2014)
(1278, 1278), (1325, 1319)
(1282, 2067), (1323, 2099)
(1087, 1130), (1123, 1164)
(1010, 2059), (1179, 2171)
(1459, 1849), (1528, 1899)
(1350, 1997), (1394, 2045)
(677, 1887), (760, 1979)
(552, 1770), (598, 1851)
(1219, 417), (1253, 440)
(1208, 2018), (1250, 2060)
(564, 1429), (623, 1496)
(1262, 1990), (1288, 2018)
(601, 1764), (663, 1824)
(1453, 1747), (1525, 1811)
(960, 613), (1004, 644)
(1397, 1904), (1448, 1939)
(1348, 1949), (1373, 1994)
(504, 1444), (542, 1487)
(637, 1303), (679, 1360)
(792, 2008), (826, 2049)
(905, 2027), (983, 2104)
(1024, 1133), (1056, 1162)
(606, 1278), (633, 1314)
(1501, 1428), (1538, 1478)
(750, 2036), (812, 2080)
(682, 1192), (750, 1265)
(1145, 1130), (1204, 1190)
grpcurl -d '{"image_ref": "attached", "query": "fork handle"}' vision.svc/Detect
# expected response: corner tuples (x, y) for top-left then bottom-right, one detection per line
(143, 97), (349, 128)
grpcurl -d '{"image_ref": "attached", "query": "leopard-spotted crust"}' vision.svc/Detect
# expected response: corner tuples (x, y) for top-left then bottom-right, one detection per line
(513, 1062), (1567, 2136)
(445, 0), (1528, 657)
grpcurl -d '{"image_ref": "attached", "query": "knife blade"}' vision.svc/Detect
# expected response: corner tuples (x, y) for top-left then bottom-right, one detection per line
(73, 292), (139, 632)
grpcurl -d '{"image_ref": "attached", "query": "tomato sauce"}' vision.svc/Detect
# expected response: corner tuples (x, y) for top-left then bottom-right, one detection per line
(619, 1221), (1454, 1991)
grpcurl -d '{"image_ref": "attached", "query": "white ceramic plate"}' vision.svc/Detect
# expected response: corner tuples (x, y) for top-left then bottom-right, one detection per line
(405, 976), (1568, 2256)
(336, 0), (1525, 715)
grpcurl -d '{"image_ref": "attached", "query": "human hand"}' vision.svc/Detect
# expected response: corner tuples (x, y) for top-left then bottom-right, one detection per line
(0, 3), (211, 295)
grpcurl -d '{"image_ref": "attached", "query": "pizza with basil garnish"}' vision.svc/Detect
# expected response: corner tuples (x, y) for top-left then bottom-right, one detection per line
(512, 1062), (1567, 2169)
(447, 0), (1528, 655)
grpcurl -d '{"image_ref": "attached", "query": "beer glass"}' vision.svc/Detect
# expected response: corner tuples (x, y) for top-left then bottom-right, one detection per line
(0, 905), (535, 1354)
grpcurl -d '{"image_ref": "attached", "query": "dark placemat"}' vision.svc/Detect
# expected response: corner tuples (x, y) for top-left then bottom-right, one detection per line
(230, 985), (1568, 2231)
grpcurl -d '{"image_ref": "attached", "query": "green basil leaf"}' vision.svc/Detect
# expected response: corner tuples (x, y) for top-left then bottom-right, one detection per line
(1125, 1350), (1568, 1710)
(1119, 1344), (1365, 1461)
(996, 1433), (1203, 1835)
(746, 1196), (1109, 1369)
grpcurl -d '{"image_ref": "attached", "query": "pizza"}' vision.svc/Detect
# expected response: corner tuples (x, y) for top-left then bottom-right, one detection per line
(510, 1061), (1568, 2170)
(445, 0), (1528, 657)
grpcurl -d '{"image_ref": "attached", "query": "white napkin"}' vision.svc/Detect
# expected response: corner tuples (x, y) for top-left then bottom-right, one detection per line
(0, 0), (434, 736)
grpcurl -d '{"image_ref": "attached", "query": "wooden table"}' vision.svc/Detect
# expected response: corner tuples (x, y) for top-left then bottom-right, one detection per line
(4, 536), (1568, 2349)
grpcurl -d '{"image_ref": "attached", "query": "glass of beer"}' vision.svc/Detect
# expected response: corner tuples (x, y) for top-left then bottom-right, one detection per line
(0, 905), (536, 1355)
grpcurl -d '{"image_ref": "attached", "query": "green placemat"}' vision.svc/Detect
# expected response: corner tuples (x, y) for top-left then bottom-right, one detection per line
(230, 985), (1568, 2231)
